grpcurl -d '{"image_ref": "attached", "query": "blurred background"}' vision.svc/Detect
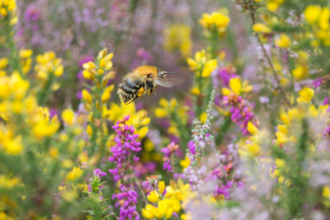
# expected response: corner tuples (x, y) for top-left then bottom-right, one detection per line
(16, 0), (254, 110)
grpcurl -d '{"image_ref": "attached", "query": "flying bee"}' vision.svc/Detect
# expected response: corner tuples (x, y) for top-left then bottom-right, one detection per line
(117, 65), (186, 104)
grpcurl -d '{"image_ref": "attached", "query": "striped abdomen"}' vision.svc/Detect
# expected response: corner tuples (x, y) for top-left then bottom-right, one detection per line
(118, 76), (144, 104)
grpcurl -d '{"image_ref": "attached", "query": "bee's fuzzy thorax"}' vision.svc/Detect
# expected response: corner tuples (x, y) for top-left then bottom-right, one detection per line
(132, 65), (158, 77)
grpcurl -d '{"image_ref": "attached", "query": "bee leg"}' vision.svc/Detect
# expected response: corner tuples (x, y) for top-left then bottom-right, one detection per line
(147, 89), (154, 103)
(125, 95), (138, 105)
(153, 85), (158, 95)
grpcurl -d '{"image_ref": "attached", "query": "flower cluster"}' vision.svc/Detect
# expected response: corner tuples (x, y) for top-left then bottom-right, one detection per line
(199, 11), (230, 33)
(187, 50), (217, 78)
(222, 77), (254, 135)
(35, 51), (64, 105)
(109, 115), (141, 220)
(109, 115), (141, 181)
(163, 24), (192, 57)
(142, 179), (193, 219)
(161, 142), (179, 173)
(304, 5), (330, 46)
(0, 0), (17, 25)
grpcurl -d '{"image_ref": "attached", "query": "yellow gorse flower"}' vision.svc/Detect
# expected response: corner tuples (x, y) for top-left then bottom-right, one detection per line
(35, 52), (64, 94)
(304, 5), (330, 46)
(222, 77), (253, 96)
(142, 179), (192, 219)
(155, 98), (177, 118)
(179, 155), (191, 169)
(0, 0), (18, 25)
(0, 175), (20, 188)
(19, 49), (33, 75)
(108, 101), (150, 139)
(147, 190), (160, 203)
(297, 87), (314, 103)
(275, 34), (291, 48)
(163, 24), (192, 57)
(266, 0), (285, 12)
(187, 50), (217, 78)
(0, 72), (61, 155)
(252, 23), (272, 33)
(66, 166), (83, 181)
(199, 11), (230, 33)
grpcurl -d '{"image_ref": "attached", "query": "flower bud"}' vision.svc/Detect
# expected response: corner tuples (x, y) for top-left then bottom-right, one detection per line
(82, 89), (92, 104)
(101, 91), (110, 103)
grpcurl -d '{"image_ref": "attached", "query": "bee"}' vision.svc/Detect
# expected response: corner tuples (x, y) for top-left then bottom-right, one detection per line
(117, 65), (186, 104)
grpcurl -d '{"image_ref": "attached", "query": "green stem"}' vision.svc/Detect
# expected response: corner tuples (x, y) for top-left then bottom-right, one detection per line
(2, 12), (22, 76)
(37, 73), (55, 106)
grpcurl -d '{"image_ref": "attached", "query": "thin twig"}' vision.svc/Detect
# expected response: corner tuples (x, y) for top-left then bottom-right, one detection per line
(246, 0), (291, 107)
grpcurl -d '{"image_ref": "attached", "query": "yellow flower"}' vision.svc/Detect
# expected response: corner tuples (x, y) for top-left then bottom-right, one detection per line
(101, 91), (110, 103)
(247, 122), (258, 135)
(155, 98), (178, 118)
(187, 50), (217, 78)
(0, 175), (20, 188)
(199, 12), (230, 32)
(180, 155), (191, 168)
(222, 77), (252, 96)
(159, 181), (165, 195)
(108, 101), (150, 139)
(86, 125), (93, 136)
(323, 186), (330, 198)
(155, 108), (167, 118)
(82, 89), (92, 104)
(190, 87), (200, 96)
(201, 59), (217, 78)
(319, 7), (330, 30)
(142, 204), (157, 219)
(297, 87), (314, 103)
(35, 51), (63, 81)
(82, 61), (96, 70)
(275, 34), (291, 48)
(3, 137), (23, 155)
(147, 190), (159, 203)
(61, 109), (75, 126)
(83, 70), (92, 80)
(292, 65), (308, 80)
(0, 58), (8, 69)
(275, 158), (285, 168)
(304, 5), (322, 24)
(19, 49), (33, 58)
(181, 213), (192, 220)
(200, 112), (207, 124)
(252, 23), (272, 33)
(267, 0), (284, 12)
(163, 24), (192, 57)
(66, 167), (83, 181)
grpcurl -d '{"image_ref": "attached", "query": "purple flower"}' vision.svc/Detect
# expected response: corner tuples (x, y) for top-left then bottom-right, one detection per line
(218, 67), (237, 87)
(187, 140), (196, 155)
(161, 142), (179, 173)
(223, 94), (255, 135)
(49, 108), (58, 118)
(94, 168), (107, 177)
(113, 185), (140, 220)
(76, 91), (82, 99)
(24, 6), (40, 22)
(108, 115), (141, 179)
(312, 77), (323, 88)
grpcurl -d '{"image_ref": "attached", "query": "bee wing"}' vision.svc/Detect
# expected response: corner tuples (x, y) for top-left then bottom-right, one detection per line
(155, 72), (187, 88)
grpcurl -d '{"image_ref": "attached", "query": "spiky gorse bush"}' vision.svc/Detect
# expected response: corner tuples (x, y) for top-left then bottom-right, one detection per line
(1, 0), (330, 219)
